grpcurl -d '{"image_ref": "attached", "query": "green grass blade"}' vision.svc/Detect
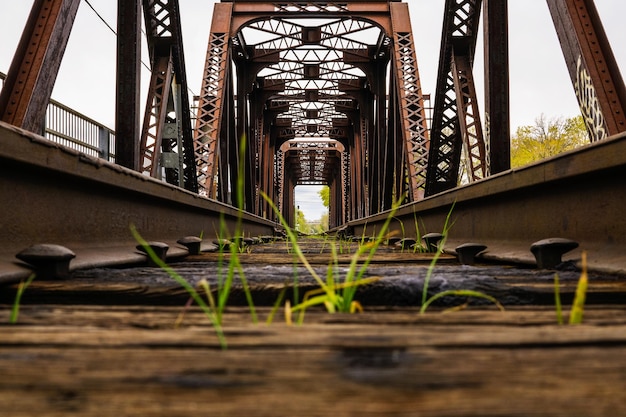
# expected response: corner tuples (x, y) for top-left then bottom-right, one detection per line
(421, 289), (504, 314)
(421, 201), (456, 307)
(266, 285), (288, 325)
(569, 251), (588, 325)
(131, 225), (227, 349)
(10, 273), (36, 324)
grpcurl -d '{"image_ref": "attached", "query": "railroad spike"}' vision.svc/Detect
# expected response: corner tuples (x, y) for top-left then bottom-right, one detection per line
(395, 238), (417, 250)
(530, 238), (579, 269)
(177, 236), (202, 255)
(16, 244), (76, 280)
(135, 242), (169, 267)
(422, 233), (444, 253)
(455, 243), (488, 266)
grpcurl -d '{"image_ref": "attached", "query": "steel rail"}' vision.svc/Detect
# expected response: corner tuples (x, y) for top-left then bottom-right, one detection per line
(345, 131), (626, 275)
(0, 121), (276, 284)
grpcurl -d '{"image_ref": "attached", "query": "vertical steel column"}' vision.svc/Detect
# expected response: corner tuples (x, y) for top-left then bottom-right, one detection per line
(390, 2), (430, 202)
(116, 0), (142, 170)
(359, 116), (370, 217)
(483, 0), (510, 173)
(0, 0), (80, 135)
(194, 3), (233, 196)
(547, 0), (626, 141)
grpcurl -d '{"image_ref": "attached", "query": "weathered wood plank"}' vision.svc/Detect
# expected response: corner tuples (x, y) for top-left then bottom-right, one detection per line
(1, 312), (626, 416)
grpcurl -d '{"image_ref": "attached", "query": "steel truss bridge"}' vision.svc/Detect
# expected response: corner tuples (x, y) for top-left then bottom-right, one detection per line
(0, 0), (625, 279)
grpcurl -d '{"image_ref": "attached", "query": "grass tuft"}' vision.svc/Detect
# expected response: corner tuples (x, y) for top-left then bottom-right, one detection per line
(569, 251), (588, 325)
(10, 273), (36, 324)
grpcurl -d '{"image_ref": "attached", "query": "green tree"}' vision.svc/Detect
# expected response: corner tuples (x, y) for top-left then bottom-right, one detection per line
(318, 186), (330, 209)
(318, 212), (329, 232)
(296, 208), (312, 234)
(510, 114), (589, 167)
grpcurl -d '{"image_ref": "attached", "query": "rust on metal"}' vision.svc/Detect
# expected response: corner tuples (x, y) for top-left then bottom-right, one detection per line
(547, 0), (626, 141)
(115, 0), (142, 171)
(0, 0), (80, 134)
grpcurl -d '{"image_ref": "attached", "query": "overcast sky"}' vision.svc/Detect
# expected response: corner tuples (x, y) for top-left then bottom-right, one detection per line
(1, 1), (624, 220)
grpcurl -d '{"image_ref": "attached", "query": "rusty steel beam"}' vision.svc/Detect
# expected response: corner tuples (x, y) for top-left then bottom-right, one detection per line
(0, 121), (275, 283)
(194, 3), (233, 197)
(0, 0), (80, 135)
(483, 0), (511, 174)
(229, 1), (396, 36)
(116, 0), (142, 170)
(547, 0), (626, 141)
(389, 2), (430, 202)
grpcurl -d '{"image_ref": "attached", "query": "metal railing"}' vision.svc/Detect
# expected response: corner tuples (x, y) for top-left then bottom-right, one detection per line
(1, 71), (116, 161)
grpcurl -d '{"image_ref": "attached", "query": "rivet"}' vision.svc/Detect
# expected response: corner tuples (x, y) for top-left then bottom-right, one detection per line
(136, 241), (169, 267)
(455, 243), (487, 265)
(530, 238), (579, 269)
(177, 236), (202, 255)
(422, 233), (444, 252)
(16, 244), (75, 280)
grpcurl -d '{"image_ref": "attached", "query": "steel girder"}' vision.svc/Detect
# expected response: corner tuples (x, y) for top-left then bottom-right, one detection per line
(139, 0), (198, 192)
(547, 0), (626, 142)
(194, 4), (232, 198)
(194, 1), (430, 222)
(426, 0), (486, 196)
(389, 2), (431, 203)
(116, 0), (142, 170)
(483, 0), (510, 175)
(0, 0), (81, 135)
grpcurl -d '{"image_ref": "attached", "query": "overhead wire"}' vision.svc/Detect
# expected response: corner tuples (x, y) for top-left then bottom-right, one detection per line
(83, 0), (202, 103)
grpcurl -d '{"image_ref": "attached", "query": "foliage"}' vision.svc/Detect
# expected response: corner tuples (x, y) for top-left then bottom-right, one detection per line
(569, 251), (588, 325)
(296, 208), (312, 234)
(318, 185), (330, 209)
(510, 114), (589, 167)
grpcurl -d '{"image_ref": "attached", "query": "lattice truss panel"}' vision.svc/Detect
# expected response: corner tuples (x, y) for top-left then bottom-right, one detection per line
(144, 0), (174, 38)
(283, 141), (342, 185)
(194, 33), (230, 196)
(139, 0), (197, 191)
(242, 16), (379, 142)
(391, 30), (430, 200)
(140, 56), (173, 177)
(427, 0), (487, 194)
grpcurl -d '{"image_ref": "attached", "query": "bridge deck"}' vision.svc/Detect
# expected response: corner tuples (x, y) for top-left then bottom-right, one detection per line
(2, 238), (625, 416)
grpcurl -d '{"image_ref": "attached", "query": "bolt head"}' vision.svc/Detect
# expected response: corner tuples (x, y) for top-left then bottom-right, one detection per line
(177, 236), (202, 255)
(455, 243), (487, 265)
(136, 241), (169, 267)
(422, 233), (444, 252)
(530, 238), (579, 269)
(16, 244), (75, 280)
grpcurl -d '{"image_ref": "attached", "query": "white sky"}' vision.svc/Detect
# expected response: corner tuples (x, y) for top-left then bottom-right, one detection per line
(1, 1), (625, 221)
